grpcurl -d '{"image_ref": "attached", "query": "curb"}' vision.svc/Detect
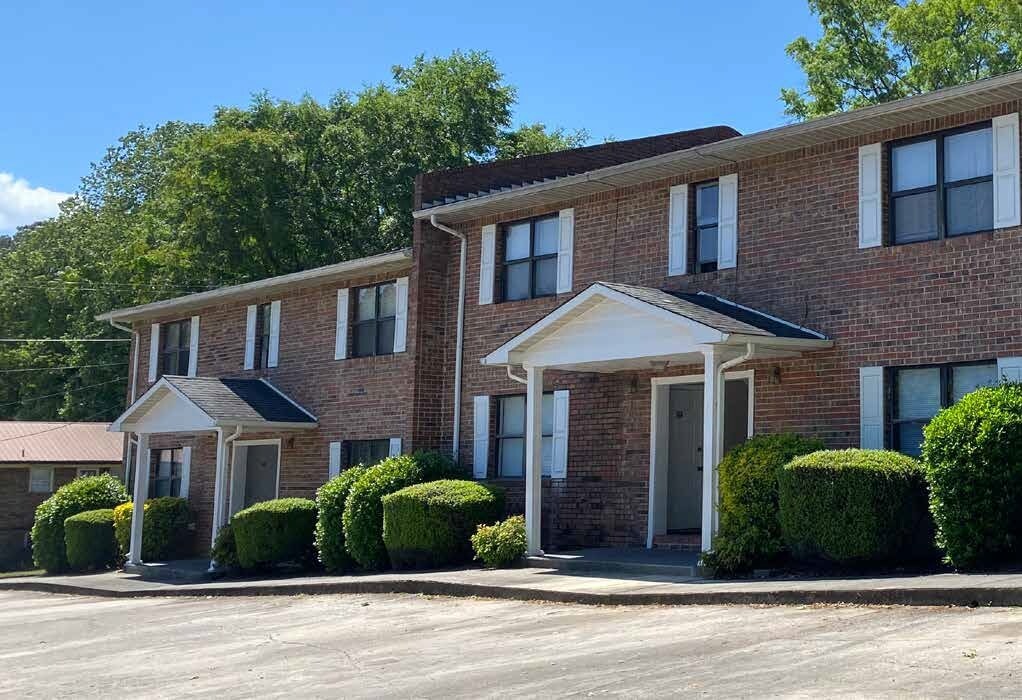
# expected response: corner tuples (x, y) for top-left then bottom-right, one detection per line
(2, 578), (1021, 607)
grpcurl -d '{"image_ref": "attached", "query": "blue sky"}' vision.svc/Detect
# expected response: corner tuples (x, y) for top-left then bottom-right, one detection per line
(0, 1), (820, 233)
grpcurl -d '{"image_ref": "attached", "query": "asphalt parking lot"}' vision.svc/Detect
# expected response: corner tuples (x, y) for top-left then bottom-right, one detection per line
(1, 590), (1020, 698)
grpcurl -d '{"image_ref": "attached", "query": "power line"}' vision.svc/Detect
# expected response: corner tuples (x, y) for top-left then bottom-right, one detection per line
(0, 377), (126, 409)
(0, 362), (127, 374)
(0, 338), (131, 343)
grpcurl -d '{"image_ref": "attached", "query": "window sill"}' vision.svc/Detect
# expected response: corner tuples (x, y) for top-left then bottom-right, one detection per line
(888, 228), (998, 248)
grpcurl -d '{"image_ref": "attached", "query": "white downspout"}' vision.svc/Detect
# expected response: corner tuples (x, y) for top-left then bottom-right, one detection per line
(109, 319), (140, 484)
(209, 425), (243, 572)
(430, 215), (467, 462)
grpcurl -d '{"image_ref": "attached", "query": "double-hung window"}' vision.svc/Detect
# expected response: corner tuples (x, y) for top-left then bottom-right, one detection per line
(892, 361), (998, 456)
(496, 393), (554, 477)
(891, 124), (994, 244)
(28, 466), (53, 493)
(353, 282), (396, 357)
(159, 319), (191, 376)
(502, 216), (558, 301)
(149, 448), (184, 497)
(254, 302), (272, 369)
(345, 439), (391, 468)
(695, 181), (719, 272)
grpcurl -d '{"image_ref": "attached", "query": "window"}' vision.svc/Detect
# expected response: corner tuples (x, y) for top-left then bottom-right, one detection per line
(254, 302), (272, 369)
(353, 282), (397, 357)
(149, 448), (184, 497)
(695, 182), (719, 272)
(159, 319), (191, 376)
(345, 439), (391, 468)
(28, 467), (53, 493)
(76, 467), (109, 478)
(502, 215), (558, 302)
(892, 361), (998, 456)
(890, 123), (994, 244)
(496, 393), (554, 478)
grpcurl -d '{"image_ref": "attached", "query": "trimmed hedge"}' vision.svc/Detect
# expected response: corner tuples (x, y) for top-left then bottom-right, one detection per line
(232, 498), (318, 570)
(343, 451), (457, 570)
(471, 515), (527, 568)
(113, 497), (193, 561)
(778, 449), (933, 565)
(211, 522), (240, 570)
(382, 480), (504, 569)
(923, 383), (1022, 568)
(314, 466), (368, 573)
(64, 509), (118, 571)
(704, 434), (824, 575)
(31, 474), (128, 573)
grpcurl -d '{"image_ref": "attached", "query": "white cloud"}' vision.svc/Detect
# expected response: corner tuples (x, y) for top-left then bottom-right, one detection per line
(0, 172), (72, 234)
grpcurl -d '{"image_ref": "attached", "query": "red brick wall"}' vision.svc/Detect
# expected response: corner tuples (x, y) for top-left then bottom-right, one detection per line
(0, 466), (95, 565)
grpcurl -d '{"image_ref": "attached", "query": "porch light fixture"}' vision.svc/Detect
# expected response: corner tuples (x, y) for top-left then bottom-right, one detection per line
(771, 366), (782, 384)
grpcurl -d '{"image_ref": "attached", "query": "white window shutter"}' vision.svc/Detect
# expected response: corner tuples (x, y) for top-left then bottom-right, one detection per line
(335, 289), (349, 360)
(551, 390), (569, 479)
(479, 224), (496, 305)
(717, 174), (738, 269)
(472, 395), (490, 479)
(556, 208), (574, 294)
(244, 305), (257, 370)
(992, 113), (1021, 229)
(668, 184), (688, 276)
(389, 438), (402, 457)
(858, 143), (883, 248)
(267, 300), (281, 368)
(187, 316), (200, 377)
(328, 441), (342, 479)
(147, 324), (160, 382)
(997, 357), (1022, 383)
(180, 446), (192, 499)
(394, 276), (409, 352)
(859, 366), (884, 449)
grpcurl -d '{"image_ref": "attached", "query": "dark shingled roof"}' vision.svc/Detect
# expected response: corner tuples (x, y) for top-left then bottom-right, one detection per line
(164, 376), (316, 425)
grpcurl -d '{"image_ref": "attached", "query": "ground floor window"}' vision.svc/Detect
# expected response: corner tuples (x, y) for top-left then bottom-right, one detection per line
(496, 393), (553, 478)
(77, 467), (110, 478)
(28, 466), (53, 493)
(891, 361), (998, 456)
(149, 448), (184, 497)
(346, 439), (391, 468)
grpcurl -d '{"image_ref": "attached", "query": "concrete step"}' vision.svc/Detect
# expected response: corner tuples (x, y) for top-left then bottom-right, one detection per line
(123, 559), (213, 582)
(526, 550), (703, 579)
(652, 534), (702, 552)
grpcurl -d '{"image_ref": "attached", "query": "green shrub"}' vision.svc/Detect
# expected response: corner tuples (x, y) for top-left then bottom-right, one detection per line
(113, 498), (193, 561)
(923, 384), (1022, 568)
(211, 522), (240, 570)
(703, 434), (825, 575)
(64, 509), (118, 571)
(232, 498), (318, 570)
(778, 449), (933, 565)
(471, 515), (527, 568)
(343, 451), (457, 570)
(382, 480), (504, 569)
(315, 466), (368, 573)
(31, 474), (128, 573)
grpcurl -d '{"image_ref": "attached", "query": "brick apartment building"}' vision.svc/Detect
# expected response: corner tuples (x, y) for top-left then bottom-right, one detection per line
(100, 72), (1022, 563)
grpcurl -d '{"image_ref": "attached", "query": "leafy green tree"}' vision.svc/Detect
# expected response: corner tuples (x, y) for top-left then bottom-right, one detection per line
(782, 0), (1022, 120)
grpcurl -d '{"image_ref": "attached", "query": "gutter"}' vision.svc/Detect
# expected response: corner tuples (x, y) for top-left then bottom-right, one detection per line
(429, 215), (467, 461)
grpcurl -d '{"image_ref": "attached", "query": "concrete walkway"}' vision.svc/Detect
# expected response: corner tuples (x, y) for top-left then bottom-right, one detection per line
(5, 565), (1022, 607)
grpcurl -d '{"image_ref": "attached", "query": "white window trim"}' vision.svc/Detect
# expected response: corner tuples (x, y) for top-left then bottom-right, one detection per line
(29, 466), (55, 493)
(267, 300), (281, 368)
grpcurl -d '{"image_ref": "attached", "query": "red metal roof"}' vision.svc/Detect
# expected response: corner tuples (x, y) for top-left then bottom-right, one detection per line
(0, 422), (122, 464)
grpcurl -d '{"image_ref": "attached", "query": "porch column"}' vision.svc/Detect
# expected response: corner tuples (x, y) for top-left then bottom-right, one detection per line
(210, 428), (227, 552)
(525, 365), (544, 555)
(127, 433), (150, 566)
(700, 347), (723, 552)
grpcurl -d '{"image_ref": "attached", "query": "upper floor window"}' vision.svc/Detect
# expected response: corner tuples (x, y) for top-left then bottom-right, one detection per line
(496, 393), (553, 478)
(502, 215), (558, 302)
(255, 302), (272, 369)
(354, 282), (396, 357)
(695, 181), (719, 272)
(891, 123), (993, 244)
(159, 318), (191, 376)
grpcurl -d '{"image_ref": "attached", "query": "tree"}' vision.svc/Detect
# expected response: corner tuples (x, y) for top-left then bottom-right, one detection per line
(782, 0), (1022, 120)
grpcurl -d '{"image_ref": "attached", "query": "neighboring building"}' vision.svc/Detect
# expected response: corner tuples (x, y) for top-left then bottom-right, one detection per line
(0, 422), (123, 567)
(100, 71), (1022, 563)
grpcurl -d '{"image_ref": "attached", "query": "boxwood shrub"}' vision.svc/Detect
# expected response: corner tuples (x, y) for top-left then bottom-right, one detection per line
(31, 474), (128, 573)
(314, 465), (368, 573)
(232, 498), (318, 570)
(211, 522), (240, 570)
(382, 480), (504, 569)
(64, 508), (118, 572)
(922, 383), (1022, 568)
(471, 515), (527, 568)
(343, 451), (457, 570)
(704, 433), (824, 575)
(778, 449), (933, 565)
(112, 497), (194, 561)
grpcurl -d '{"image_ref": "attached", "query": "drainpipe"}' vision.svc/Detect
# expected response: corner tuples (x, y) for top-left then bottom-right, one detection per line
(710, 342), (756, 537)
(109, 319), (140, 484)
(506, 366), (527, 385)
(430, 215), (467, 462)
(209, 425), (243, 572)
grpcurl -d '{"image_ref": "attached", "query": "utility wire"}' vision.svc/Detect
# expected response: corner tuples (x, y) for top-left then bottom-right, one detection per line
(0, 338), (131, 343)
(0, 362), (127, 374)
(0, 377), (126, 410)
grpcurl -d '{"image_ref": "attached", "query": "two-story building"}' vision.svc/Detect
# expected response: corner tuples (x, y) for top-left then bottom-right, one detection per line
(102, 71), (1022, 564)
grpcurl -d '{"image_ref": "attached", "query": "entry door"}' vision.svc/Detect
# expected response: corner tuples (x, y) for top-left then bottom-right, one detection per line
(667, 385), (703, 531)
(230, 443), (280, 516)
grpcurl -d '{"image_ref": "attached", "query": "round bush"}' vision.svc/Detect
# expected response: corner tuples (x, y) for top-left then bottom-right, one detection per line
(113, 497), (194, 561)
(64, 509), (118, 572)
(211, 522), (240, 570)
(343, 451), (457, 570)
(778, 449), (933, 565)
(382, 480), (505, 570)
(31, 474), (128, 573)
(232, 498), (318, 570)
(471, 515), (527, 568)
(923, 384), (1022, 568)
(315, 465), (368, 573)
(705, 434), (824, 575)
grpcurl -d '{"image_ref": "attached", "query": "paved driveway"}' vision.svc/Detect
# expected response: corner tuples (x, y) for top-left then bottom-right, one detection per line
(1, 591), (1021, 698)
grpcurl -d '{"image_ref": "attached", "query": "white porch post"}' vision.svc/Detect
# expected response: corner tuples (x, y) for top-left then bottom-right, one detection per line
(127, 433), (150, 565)
(700, 347), (723, 552)
(525, 365), (544, 555)
(210, 428), (227, 553)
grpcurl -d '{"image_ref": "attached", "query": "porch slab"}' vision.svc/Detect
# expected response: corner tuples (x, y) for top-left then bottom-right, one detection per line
(122, 559), (213, 583)
(527, 548), (702, 578)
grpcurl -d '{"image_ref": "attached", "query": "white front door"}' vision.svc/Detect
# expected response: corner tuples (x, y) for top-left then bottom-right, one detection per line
(229, 442), (280, 516)
(667, 385), (704, 531)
